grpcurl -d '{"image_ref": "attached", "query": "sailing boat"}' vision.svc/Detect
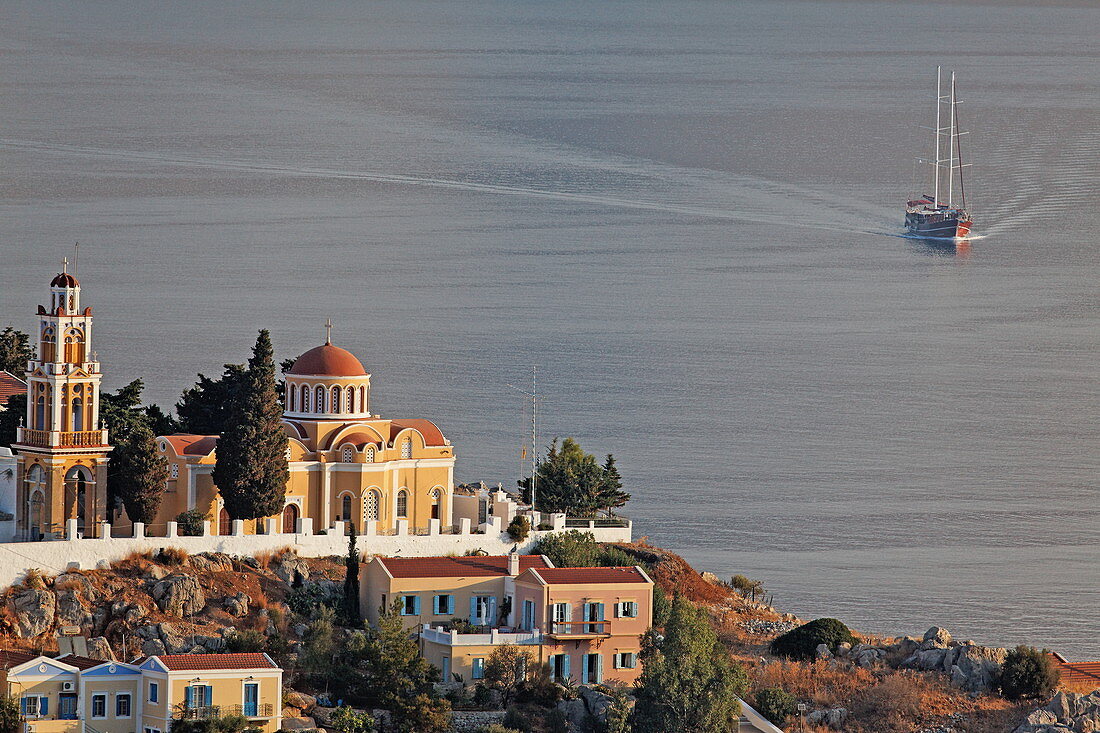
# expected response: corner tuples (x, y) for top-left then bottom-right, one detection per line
(905, 67), (972, 239)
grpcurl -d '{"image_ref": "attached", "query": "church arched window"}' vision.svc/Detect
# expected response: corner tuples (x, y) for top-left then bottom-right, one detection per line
(340, 494), (353, 521)
(365, 490), (380, 521)
(331, 386), (341, 413)
(288, 385), (296, 412)
(364, 446), (375, 462)
(341, 445), (354, 463)
(71, 398), (83, 432)
(359, 386), (367, 414)
(430, 488), (442, 521)
(35, 394), (46, 430)
(300, 385), (310, 412)
(315, 386), (325, 413)
(396, 490), (408, 518)
(401, 438), (412, 460)
(347, 386), (356, 413)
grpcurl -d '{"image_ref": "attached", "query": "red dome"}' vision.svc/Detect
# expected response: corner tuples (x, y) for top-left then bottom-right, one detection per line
(288, 344), (367, 377)
(51, 272), (79, 288)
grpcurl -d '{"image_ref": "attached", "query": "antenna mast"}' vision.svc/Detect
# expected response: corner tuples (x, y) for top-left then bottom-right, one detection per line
(933, 66), (942, 208)
(947, 72), (957, 208)
(530, 366), (537, 513)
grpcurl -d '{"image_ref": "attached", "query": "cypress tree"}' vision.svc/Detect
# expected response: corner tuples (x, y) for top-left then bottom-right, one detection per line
(599, 454), (630, 515)
(213, 330), (289, 520)
(342, 523), (361, 624)
(113, 422), (170, 523)
(0, 326), (35, 375)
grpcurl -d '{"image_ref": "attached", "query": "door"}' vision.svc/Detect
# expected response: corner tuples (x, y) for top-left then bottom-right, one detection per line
(243, 683), (259, 717)
(282, 503), (299, 534)
(59, 693), (78, 720)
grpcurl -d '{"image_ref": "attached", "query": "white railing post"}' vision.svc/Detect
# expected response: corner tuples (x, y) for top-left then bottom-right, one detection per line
(231, 519), (245, 537)
(551, 513), (566, 530)
(429, 518), (440, 535)
(133, 522), (145, 539)
(364, 521), (377, 537)
(297, 517), (313, 535)
(66, 519), (79, 540)
(166, 521), (178, 538)
(396, 519), (409, 536)
(201, 520), (212, 536)
(332, 520), (346, 537)
(265, 518), (280, 535)
(458, 518), (471, 535)
(98, 521), (111, 539)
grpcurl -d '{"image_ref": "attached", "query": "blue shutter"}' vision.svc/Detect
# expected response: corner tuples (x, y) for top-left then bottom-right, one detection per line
(185, 687), (193, 709)
(19, 698), (26, 715)
(39, 697), (48, 715)
(431, 595), (439, 615)
(488, 597), (497, 627)
(614, 602), (622, 618)
(596, 654), (604, 683)
(413, 596), (421, 615)
(581, 655), (589, 684)
(447, 595), (455, 614)
(206, 686), (213, 708)
(469, 597), (478, 624)
(562, 654), (571, 681)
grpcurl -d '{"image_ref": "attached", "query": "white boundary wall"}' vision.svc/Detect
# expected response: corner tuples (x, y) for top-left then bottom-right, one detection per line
(0, 514), (632, 589)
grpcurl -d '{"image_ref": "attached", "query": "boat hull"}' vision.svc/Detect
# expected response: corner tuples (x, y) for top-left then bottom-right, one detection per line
(905, 211), (971, 240)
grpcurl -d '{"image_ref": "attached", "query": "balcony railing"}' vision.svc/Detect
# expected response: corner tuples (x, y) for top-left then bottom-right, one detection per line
(548, 620), (609, 636)
(59, 431), (107, 448)
(175, 704), (273, 721)
(17, 428), (107, 449)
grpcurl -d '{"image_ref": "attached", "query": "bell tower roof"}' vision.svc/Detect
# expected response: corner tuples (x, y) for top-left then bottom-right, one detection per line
(50, 272), (79, 288)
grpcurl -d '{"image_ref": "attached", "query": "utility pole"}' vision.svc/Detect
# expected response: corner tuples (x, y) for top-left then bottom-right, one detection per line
(508, 367), (539, 512)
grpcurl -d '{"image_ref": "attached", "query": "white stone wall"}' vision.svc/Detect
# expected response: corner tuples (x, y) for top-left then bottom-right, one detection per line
(0, 449), (17, 543)
(0, 516), (632, 590)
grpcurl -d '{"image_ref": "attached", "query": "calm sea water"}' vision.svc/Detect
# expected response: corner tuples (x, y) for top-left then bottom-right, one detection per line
(2, 0), (1099, 657)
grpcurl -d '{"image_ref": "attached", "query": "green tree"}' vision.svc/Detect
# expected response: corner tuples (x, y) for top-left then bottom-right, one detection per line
(300, 606), (339, 689)
(328, 706), (376, 733)
(113, 421), (170, 523)
(176, 364), (246, 435)
(999, 646), (1060, 700)
(731, 574), (765, 602)
(652, 585), (671, 628)
(532, 530), (634, 569)
(604, 685), (633, 733)
(212, 331), (288, 520)
(633, 595), (748, 732)
(0, 694), (23, 733)
(518, 438), (629, 516)
(346, 600), (450, 732)
(770, 618), (856, 661)
(506, 515), (530, 543)
(101, 380), (170, 518)
(170, 713), (257, 733)
(342, 524), (361, 624)
(483, 644), (534, 708)
(753, 687), (797, 726)
(0, 394), (26, 448)
(598, 454), (630, 515)
(174, 509), (206, 536)
(0, 327), (35, 375)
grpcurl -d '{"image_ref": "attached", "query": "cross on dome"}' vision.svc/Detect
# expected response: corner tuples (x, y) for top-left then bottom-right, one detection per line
(324, 318), (333, 345)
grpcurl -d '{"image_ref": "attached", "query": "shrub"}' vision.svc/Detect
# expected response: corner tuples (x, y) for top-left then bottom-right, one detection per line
(480, 726), (521, 733)
(730, 574), (765, 601)
(175, 509), (206, 536)
(999, 646), (1060, 700)
(533, 530), (637, 569)
(286, 581), (342, 617)
(22, 568), (49, 590)
(328, 706), (377, 733)
(753, 687), (797, 726)
(506, 516), (530, 543)
(0, 694), (22, 733)
(852, 672), (926, 731)
(223, 629), (267, 653)
(155, 547), (189, 566)
(770, 618), (856, 661)
(652, 585), (671, 628)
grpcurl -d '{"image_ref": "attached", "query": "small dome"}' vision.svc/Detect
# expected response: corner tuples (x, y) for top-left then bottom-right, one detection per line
(51, 272), (79, 288)
(288, 344), (367, 377)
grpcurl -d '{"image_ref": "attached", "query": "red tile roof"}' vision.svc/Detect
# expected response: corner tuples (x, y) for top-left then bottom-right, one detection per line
(1055, 658), (1100, 686)
(289, 344), (367, 377)
(390, 419), (447, 447)
(161, 434), (219, 456)
(532, 567), (649, 585)
(154, 653), (277, 671)
(55, 654), (109, 670)
(0, 650), (38, 668)
(377, 555), (550, 578)
(0, 372), (27, 405)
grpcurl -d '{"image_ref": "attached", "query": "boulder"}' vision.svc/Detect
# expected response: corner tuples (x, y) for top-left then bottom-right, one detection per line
(56, 589), (92, 629)
(151, 574), (205, 616)
(579, 686), (614, 725)
(196, 634), (225, 652)
(1047, 691), (1076, 723)
(86, 637), (115, 661)
(54, 573), (95, 600)
(816, 643), (833, 660)
(272, 555), (310, 585)
(223, 592), (249, 617)
(855, 648), (883, 669)
(141, 638), (167, 656)
(285, 692), (317, 712)
(11, 588), (56, 637)
(1023, 709), (1057, 726)
(825, 708), (848, 727)
(700, 572), (721, 585)
(280, 717), (316, 731)
(158, 622), (191, 653)
(189, 553), (234, 573)
(555, 698), (590, 731)
(921, 626), (952, 650)
(952, 645), (1007, 693)
(311, 707), (337, 727)
(145, 565), (168, 581)
(836, 642), (852, 656)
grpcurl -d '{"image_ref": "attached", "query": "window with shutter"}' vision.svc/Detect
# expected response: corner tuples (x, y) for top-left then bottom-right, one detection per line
(472, 658), (485, 679)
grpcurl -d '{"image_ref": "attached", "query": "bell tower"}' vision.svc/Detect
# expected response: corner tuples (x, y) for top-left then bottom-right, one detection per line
(13, 262), (111, 539)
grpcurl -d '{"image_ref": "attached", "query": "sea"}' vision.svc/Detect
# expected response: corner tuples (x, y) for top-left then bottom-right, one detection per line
(1, 0), (1098, 658)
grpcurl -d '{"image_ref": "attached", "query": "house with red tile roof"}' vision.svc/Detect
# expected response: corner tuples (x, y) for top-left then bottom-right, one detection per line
(0, 371), (27, 409)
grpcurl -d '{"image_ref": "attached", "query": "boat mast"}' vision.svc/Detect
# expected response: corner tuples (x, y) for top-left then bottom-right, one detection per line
(933, 66), (942, 207)
(947, 71), (957, 208)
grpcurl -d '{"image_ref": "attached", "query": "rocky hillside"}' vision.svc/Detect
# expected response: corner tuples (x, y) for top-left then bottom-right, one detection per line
(0, 547), (343, 660)
(616, 541), (1056, 733)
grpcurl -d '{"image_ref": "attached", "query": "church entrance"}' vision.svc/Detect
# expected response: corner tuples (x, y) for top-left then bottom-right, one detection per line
(64, 466), (90, 534)
(218, 508), (230, 535)
(282, 504), (298, 534)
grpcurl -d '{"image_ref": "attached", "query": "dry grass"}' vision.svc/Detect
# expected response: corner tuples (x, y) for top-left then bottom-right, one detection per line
(20, 568), (53, 590)
(53, 575), (86, 592)
(255, 546), (297, 570)
(754, 659), (876, 709)
(154, 547), (189, 566)
(110, 549), (154, 573)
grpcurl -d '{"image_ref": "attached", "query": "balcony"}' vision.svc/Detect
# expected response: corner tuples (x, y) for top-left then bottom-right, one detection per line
(174, 704), (274, 721)
(16, 428), (109, 449)
(420, 624), (542, 647)
(546, 620), (611, 640)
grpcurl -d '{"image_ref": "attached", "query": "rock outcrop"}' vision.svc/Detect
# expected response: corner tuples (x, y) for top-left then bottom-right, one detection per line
(151, 574), (205, 616)
(11, 587), (55, 637)
(897, 627), (1007, 693)
(1013, 691), (1100, 733)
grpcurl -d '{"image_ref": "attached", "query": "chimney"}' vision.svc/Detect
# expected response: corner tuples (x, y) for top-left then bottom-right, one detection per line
(508, 552), (520, 577)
